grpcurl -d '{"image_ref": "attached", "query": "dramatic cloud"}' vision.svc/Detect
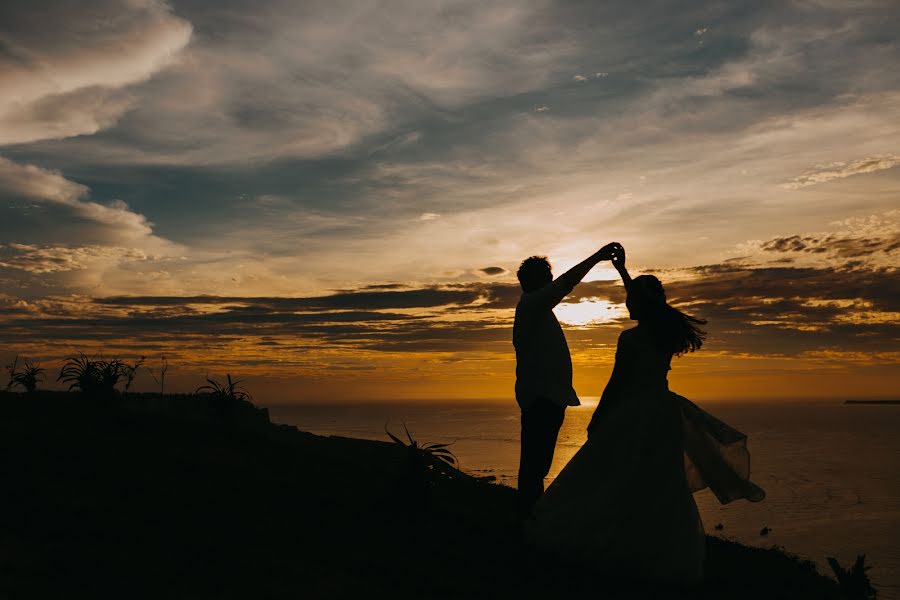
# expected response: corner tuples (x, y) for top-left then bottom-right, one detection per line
(7, 1), (578, 165)
(0, 0), (192, 144)
(3, 230), (896, 357)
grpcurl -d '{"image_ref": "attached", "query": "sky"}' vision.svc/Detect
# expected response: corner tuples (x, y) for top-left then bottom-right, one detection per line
(1, 0), (898, 403)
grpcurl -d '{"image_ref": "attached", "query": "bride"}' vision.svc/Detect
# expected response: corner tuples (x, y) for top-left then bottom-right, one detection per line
(526, 245), (765, 586)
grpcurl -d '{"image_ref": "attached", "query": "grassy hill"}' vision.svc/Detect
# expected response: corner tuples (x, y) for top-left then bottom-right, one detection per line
(0, 391), (845, 599)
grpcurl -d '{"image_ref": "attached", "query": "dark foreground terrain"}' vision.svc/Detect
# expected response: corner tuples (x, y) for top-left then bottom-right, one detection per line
(0, 391), (844, 599)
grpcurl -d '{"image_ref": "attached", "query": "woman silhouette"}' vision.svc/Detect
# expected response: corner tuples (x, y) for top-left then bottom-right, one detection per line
(526, 245), (764, 586)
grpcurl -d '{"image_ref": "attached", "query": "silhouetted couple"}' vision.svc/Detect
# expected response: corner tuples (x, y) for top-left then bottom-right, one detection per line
(513, 243), (764, 586)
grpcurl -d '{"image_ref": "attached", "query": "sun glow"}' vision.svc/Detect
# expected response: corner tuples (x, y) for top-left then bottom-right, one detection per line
(554, 299), (625, 327)
(582, 266), (622, 282)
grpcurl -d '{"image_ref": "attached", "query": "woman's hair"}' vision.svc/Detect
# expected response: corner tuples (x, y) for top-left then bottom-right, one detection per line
(628, 275), (706, 356)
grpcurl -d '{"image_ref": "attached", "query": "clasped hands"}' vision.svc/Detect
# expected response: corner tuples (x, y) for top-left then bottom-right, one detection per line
(597, 242), (626, 271)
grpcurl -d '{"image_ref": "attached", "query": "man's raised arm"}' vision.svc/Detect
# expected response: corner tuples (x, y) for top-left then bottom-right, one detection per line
(523, 242), (620, 311)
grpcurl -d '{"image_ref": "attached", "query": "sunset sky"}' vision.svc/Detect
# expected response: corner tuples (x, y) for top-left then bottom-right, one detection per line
(1, 0), (898, 403)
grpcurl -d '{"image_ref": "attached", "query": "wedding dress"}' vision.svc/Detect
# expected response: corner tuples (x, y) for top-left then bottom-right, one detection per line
(526, 326), (764, 585)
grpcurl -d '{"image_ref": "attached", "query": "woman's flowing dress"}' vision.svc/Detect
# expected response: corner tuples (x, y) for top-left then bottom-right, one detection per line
(526, 326), (764, 585)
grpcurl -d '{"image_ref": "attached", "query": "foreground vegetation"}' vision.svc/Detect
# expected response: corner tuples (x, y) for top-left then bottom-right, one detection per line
(0, 390), (856, 599)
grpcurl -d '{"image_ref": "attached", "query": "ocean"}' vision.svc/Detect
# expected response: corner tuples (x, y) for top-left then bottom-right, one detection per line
(268, 399), (900, 598)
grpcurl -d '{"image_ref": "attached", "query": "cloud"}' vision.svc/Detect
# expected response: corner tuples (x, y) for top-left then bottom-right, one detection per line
(2, 217), (896, 361)
(0, 88), (138, 147)
(0, 243), (147, 274)
(0, 0), (192, 145)
(742, 210), (900, 270)
(0, 156), (86, 202)
(783, 156), (900, 188)
(0, 157), (165, 244)
(93, 286), (491, 311)
(0, 3), (897, 312)
(6, 1), (579, 165)
(359, 283), (409, 291)
(419, 213), (441, 221)
(0, 2), (190, 295)
(0, 157), (180, 295)
(478, 266), (508, 277)
(368, 131), (422, 155)
(760, 234), (899, 258)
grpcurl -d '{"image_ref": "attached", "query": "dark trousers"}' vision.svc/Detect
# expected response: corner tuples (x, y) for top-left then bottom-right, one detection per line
(517, 397), (565, 519)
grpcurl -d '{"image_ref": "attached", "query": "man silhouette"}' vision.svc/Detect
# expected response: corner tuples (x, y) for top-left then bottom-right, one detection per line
(513, 242), (620, 519)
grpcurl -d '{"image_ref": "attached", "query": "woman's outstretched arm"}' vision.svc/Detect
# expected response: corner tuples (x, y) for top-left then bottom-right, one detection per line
(611, 243), (632, 288)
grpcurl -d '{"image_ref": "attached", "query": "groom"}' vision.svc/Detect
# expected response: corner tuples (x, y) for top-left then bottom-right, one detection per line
(514, 242), (621, 519)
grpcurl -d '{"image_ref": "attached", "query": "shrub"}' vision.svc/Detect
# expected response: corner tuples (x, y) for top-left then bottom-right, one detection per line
(827, 555), (876, 600)
(385, 422), (459, 471)
(195, 374), (252, 403)
(57, 353), (125, 396)
(6, 355), (45, 393)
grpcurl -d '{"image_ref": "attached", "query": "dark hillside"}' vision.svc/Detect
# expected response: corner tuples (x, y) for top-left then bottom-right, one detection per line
(0, 392), (842, 599)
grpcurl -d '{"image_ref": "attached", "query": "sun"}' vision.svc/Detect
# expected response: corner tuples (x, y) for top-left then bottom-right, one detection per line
(554, 299), (625, 327)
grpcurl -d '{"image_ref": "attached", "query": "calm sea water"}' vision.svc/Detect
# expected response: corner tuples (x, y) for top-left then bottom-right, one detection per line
(268, 399), (900, 598)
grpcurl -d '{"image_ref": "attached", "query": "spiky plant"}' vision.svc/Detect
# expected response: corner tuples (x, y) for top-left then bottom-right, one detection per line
(196, 374), (252, 403)
(58, 353), (125, 396)
(97, 359), (126, 390)
(385, 422), (459, 471)
(6, 356), (45, 393)
(58, 353), (96, 392)
(827, 555), (877, 600)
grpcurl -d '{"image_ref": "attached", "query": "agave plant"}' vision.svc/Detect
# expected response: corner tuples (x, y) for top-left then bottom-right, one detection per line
(196, 374), (252, 403)
(828, 555), (877, 600)
(97, 359), (126, 390)
(58, 353), (125, 396)
(385, 422), (459, 471)
(6, 355), (45, 393)
(58, 353), (99, 393)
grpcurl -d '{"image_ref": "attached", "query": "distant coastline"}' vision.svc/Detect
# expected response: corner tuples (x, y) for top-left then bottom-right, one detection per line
(844, 400), (900, 405)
